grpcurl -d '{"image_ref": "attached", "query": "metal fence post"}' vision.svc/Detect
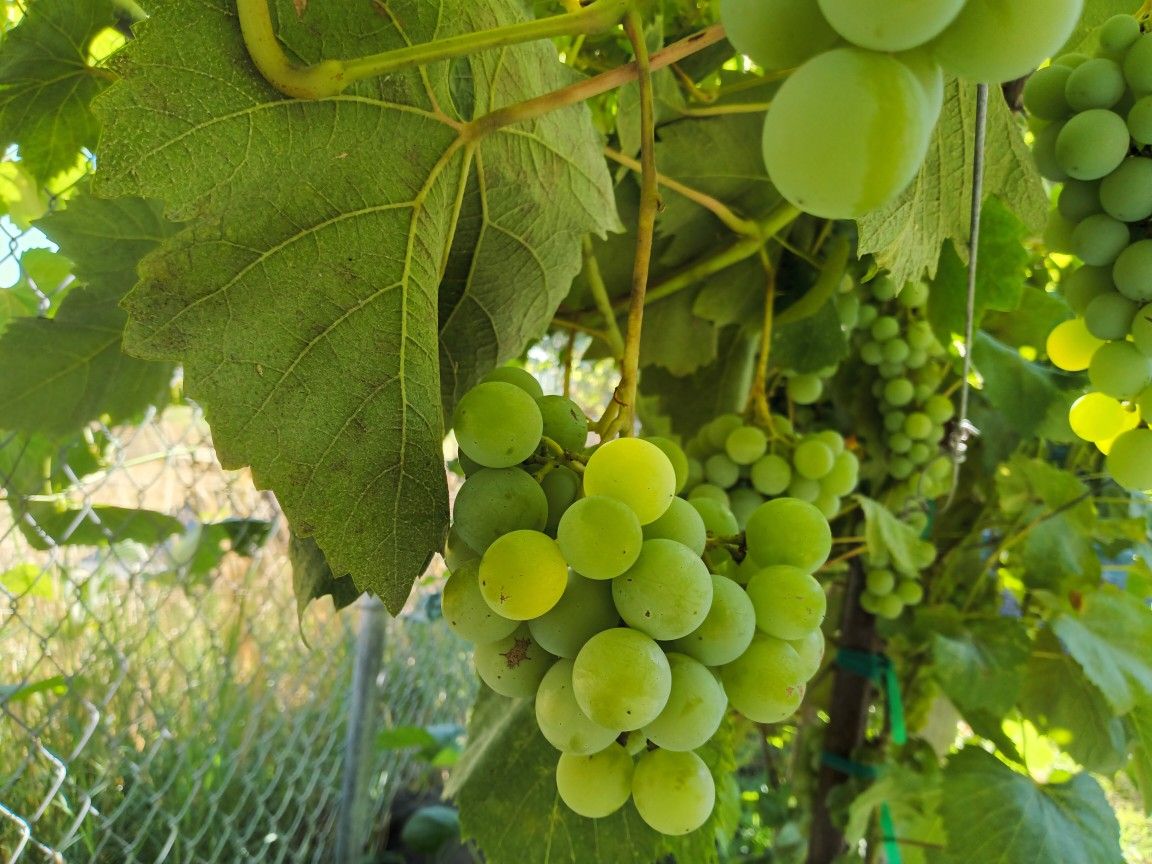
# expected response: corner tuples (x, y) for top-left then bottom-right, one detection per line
(334, 593), (388, 864)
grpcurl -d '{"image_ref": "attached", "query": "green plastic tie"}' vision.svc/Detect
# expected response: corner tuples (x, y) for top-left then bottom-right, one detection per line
(880, 803), (903, 864)
(834, 649), (906, 745)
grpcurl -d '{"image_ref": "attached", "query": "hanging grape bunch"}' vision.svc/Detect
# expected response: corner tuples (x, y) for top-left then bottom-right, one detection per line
(719, 0), (1083, 218)
(1030, 13), (1152, 493)
(442, 369), (831, 835)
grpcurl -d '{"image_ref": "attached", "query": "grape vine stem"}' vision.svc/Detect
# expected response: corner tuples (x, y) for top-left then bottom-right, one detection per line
(600, 8), (658, 439)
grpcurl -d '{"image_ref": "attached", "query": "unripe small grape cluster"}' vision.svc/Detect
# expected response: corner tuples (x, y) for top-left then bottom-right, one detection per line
(442, 369), (833, 834)
(858, 513), (935, 619)
(1029, 13), (1152, 493)
(847, 275), (958, 497)
(680, 414), (859, 526)
(720, 0), (1081, 218)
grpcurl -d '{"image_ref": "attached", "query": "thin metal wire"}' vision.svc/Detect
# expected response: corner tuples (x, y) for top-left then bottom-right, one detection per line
(943, 83), (990, 513)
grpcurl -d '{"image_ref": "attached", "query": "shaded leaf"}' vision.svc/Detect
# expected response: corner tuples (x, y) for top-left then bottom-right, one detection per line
(857, 81), (1047, 285)
(940, 748), (1122, 864)
(95, 0), (616, 613)
(927, 609), (1030, 718)
(973, 332), (1076, 441)
(290, 532), (360, 622)
(0, 0), (116, 182)
(858, 496), (922, 577)
(20, 503), (183, 549)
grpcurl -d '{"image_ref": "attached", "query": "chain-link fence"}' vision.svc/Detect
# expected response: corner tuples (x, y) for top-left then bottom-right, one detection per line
(0, 201), (477, 862)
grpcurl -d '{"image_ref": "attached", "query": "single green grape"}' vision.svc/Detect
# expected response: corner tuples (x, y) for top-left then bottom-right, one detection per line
(612, 539), (713, 641)
(719, 0), (839, 71)
(720, 633), (807, 723)
(536, 659), (619, 755)
(668, 574), (757, 667)
(789, 627), (825, 681)
(583, 438), (676, 524)
(555, 744), (634, 818)
(643, 436), (690, 493)
(643, 496), (708, 555)
(1107, 427), (1152, 490)
(442, 559), (519, 644)
(745, 564), (827, 640)
(452, 467), (548, 553)
(537, 394), (588, 452)
(528, 571), (620, 659)
(453, 381), (543, 468)
(557, 495), (643, 580)
(744, 497), (832, 573)
(479, 529), (567, 620)
(474, 625), (555, 698)
(642, 653), (727, 752)
(571, 628), (672, 730)
(631, 749), (715, 836)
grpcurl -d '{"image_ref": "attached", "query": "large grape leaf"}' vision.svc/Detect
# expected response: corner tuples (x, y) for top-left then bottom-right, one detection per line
(0, 195), (177, 437)
(927, 610), (1030, 719)
(446, 688), (733, 864)
(1051, 589), (1152, 715)
(0, 0), (116, 183)
(939, 749), (1122, 864)
(93, 0), (616, 612)
(857, 80), (1047, 284)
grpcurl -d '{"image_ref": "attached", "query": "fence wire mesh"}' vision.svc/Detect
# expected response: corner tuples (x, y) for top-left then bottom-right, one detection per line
(0, 203), (477, 862)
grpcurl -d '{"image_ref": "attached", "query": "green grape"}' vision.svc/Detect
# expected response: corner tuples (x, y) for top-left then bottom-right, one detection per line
(869, 276), (898, 301)
(583, 437), (676, 525)
(719, 0), (839, 71)
(745, 497), (832, 573)
(704, 452), (741, 488)
(871, 315), (901, 341)
(907, 320), (937, 351)
(1089, 340), (1152, 398)
(837, 292), (862, 328)
(479, 530), (568, 620)
(793, 438), (835, 480)
(789, 627), (825, 680)
(1100, 158), (1152, 222)
(1084, 291), (1138, 340)
(883, 410), (907, 433)
(931, 0), (1082, 83)
(895, 579), (924, 605)
(720, 633), (806, 722)
(923, 394), (955, 424)
(529, 571), (620, 658)
(1046, 317), (1103, 371)
(453, 381), (543, 468)
(644, 436), (689, 493)
(669, 574), (757, 667)
(681, 497), (737, 539)
(686, 457), (704, 488)
(442, 559), (519, 644)
(1070, 213), (1129, 265)
(1065, 57), (1126, 111)
(725, 425), (768, 465)
(888, 432), (912, 454)
(572, 628), (672, 730)
(888, 456), (915, 479)
(536, 659), (619, 754)
(1023, 63), (1074, 120)
(623, 729), (648, 756)
(814, 429), (846, 455)
(1129, 94), (1152, 144)
(822, 450), (859, 497)
(1133, 304), (1152, 356)
(1125, 33), (1152, 93)
(704, 413), (745, 450)
(817, 0), (962, 51)
(474, 625), (555, 698)
(1107, 427), (1152, 490)
(643, 654), (727, 752)
(1031, 120), (1069, 182)
(904, 412), (935, 440)
(613, 540), (713, 640)
(874, 594), (905, 620)
(786, 475), (821, 502)
(452, 467), (548, 553)
(761, 48), (933, 218)
(1139, 385), (1152, 422)
(1062, 265), (1115, 314)
(728, 487), (765, 530)
(865, 568), (896, 595)
(881, 337), (911, 365)
(859, 590), (882, 615)
(555, 744), (634, 818)
(482, 365), (544, 399)
(456, 449), (483, 477)
(1057, 179), (1102, 222)
(1055, 109), (1131, 180)
(908, 442), (934, 465)
(536, 395), (588, 452)
(1068, 392), (1139, 441)
(1054, 53), (1091, 68)
(787, 372), (824, 404)
(643, 496), (708, 556)
(1100, 14), (1142, 54)
(751, 453), (792, 495)
(860, 340), (884, 365)
(689, 483), (731, 508)
(898, 280), (930, 309)
(540, 465), (580, 536)
(883, 378), (915, 406)
(631, 749), (715, 836)
(1112, 239), (1152, 303)
(557, 496), (643, 580)
(443, 526), (479, 571)
(746, 564), (827, 640)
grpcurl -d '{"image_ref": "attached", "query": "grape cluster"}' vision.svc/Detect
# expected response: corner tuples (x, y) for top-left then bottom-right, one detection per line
(857, 511), (934, 620)
(443, 370), (833, 834)
(1029, 13), (1152, 493)
(680, 414), (859, 525)
(718, 0), (1082, 218)
(848, 276), (957, 497)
